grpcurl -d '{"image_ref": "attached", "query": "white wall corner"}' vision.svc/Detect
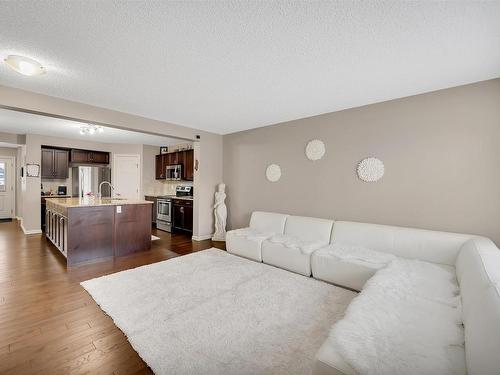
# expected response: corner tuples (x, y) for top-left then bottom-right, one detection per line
(20, 219), (42, 235)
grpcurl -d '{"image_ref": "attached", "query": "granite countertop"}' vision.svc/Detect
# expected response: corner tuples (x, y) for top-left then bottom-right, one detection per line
(46, 197), (154, 208)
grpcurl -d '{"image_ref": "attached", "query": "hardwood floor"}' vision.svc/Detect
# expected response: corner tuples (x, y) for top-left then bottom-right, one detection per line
(0, 220), (225, 375)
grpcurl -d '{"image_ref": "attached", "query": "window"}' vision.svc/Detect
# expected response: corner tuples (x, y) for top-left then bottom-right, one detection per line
(0, 162), (6, 192)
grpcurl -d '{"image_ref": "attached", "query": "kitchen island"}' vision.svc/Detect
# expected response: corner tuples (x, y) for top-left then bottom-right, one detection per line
(45, 197), (153, 266)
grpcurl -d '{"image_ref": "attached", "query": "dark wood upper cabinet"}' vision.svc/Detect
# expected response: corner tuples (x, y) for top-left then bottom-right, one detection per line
(41, 148), (69, 179)
(54, 149), (69, 178)
(155, 154), (165, 180)
(89, 151), (109, 164)
(183, 150), (194, 181)
(70, 149), (90, 164)
(41, 149), (55, 178)
(155, 149), (194, 181)
(168, 152), (178, 165)
(70, 149), (110, 164)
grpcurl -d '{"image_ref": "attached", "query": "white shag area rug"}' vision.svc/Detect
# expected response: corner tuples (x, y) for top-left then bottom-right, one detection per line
(81, 249), (355, 375)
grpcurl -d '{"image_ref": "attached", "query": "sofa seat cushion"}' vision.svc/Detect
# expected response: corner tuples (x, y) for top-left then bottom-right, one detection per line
(311, 244), (393, 291)
(226, 228), (274, 262)
(262, 239), (326, 276)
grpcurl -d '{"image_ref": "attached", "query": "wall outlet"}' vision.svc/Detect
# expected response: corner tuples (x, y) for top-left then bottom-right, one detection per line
(116, 206), (122, 214)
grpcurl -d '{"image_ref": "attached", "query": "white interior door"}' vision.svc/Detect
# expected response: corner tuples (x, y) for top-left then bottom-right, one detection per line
(112, 154), (141, 199)
(0, 157), (15, 218)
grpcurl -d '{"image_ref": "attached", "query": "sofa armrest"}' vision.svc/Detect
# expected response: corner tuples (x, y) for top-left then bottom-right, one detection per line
(313, 339), (357, 375)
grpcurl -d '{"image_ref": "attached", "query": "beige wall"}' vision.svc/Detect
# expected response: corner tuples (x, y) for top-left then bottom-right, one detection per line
(223, 78), (500, 245)
(0, 147), (17, 157)
(0, 131), (25, 145)
(0, 85), (223, 238)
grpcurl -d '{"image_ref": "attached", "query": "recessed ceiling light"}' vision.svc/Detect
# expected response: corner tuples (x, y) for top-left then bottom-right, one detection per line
(4, 55), (46, 76)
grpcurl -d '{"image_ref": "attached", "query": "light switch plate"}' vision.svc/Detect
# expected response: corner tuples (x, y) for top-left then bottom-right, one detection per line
(116, 206), (122, 214)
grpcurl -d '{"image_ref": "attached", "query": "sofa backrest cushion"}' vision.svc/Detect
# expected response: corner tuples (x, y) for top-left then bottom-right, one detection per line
(332, 221), (473, 265)
(249, 211), (289, 234)
(284, 215), (334, 243)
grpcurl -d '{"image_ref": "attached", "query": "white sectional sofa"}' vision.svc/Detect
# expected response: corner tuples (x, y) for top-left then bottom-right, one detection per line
(226, 212), (500, 375)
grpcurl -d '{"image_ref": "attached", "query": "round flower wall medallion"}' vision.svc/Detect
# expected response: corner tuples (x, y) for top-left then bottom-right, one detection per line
(266, 164), (281, 182)
(305, 139), (326, 161)
(357, 157), (385, 182)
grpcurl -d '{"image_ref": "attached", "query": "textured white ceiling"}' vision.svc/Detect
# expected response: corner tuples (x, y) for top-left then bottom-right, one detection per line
(0, 1), (499, 134)
(0, 109), (181, 146)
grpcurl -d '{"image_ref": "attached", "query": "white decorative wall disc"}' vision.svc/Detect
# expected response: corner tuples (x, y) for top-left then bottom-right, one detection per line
(266, 164), (282, 182)
(357, 157), (384, 182)
(305, 139), (326, 161)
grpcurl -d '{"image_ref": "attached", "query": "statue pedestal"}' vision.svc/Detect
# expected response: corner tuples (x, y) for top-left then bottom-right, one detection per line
(211, 234), (226, 242)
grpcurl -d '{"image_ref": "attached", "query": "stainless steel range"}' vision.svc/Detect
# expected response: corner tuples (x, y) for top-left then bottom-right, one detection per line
(156, 197), (172, 232)
(155, 186), (193, 232)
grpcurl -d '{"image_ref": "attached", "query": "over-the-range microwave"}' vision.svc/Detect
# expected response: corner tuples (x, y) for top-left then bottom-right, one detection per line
(166, 164), (182, 181)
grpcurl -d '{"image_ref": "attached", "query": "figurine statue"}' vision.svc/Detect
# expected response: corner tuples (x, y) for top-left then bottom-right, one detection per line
(212, 183), (227, 241)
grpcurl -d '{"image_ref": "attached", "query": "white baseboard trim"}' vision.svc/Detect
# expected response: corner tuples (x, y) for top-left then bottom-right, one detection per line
(15, 216), (21, 221)
(191, 233), (213, 241)
(20, 221), (42, 235)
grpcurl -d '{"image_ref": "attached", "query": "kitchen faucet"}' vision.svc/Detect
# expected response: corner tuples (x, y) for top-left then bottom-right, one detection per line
(98, 181), (115, 198)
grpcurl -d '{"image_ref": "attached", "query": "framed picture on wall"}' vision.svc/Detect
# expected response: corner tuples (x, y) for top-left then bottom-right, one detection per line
(26, 163), (40, 177)
(160, 146), (168, 154)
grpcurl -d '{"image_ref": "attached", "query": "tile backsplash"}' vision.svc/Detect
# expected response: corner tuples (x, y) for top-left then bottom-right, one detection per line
(41, 178), (72, 195)
(143, 180), (193, 196)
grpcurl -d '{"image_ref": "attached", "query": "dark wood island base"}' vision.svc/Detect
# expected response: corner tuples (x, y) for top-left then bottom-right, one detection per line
(45, 198), (153, 266)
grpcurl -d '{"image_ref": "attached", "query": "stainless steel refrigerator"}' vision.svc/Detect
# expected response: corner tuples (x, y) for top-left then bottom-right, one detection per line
(71, 166), (112, 198)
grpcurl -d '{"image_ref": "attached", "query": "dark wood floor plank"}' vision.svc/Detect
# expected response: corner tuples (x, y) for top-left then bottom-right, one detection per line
(0, 220), (224, 374)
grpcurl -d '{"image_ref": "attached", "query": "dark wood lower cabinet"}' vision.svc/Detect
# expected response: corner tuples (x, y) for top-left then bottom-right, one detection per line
(67, 206), (115, 265)
(114, 204), (152, 257)
(45, 202), (152, 266)
(144, 196), (157, 225)
(172, 199), (193, 233)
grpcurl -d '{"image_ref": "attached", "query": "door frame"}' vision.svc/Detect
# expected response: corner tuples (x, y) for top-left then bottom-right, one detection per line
(0, 155), (16, 219)
(112, 154), (141, 199)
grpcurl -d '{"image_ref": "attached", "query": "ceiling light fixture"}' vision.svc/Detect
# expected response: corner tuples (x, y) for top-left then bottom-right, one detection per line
(4, 55), (46, 76)
(80, 124), (104, 135)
